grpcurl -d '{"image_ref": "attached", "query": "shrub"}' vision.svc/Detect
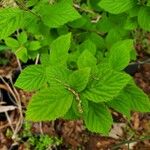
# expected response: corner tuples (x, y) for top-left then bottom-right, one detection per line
(0, 0), (150, 135)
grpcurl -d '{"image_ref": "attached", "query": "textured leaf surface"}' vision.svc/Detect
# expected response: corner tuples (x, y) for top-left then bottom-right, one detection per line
(15, 47), (28, 62)
(26, 86), (73, 121)
(63, 100), (80, 120)
(84, 102), (113, 135)
(83, 68), (130, 102)
(79, 40), (96, 55)
(46, 66), (71, 85)
(50, 33), (71, 66)
(77, 50), (97, 69)
(18, 31), (27, 44)
(107, 91), (131, 118)
(29, 41), (41, 51)
(39, 2), (81, 28)
(69, 68), (91, 92)
(15, 65), (46, 91)
(138, 7), (150, 31)
(99, 0), (136, 14)
(108, 83), (150, 117)
(0, 8), (29, 39)
(5, 37), (19, 49)
(108, 39), (134, 71)
(125, 84), (150, 112)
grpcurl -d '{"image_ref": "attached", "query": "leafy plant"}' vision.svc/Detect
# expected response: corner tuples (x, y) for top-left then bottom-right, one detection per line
(0, 0), (150, 135)
(22, 122), (62, 150)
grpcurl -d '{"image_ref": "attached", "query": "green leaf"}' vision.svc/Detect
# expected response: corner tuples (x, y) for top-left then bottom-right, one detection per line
(46, 66), (71, 85)
(26, 0), (38, 7)
(29, 41), (41, 51)
(18, 31), (27, 44)
(83, 102), (113, 135)
(83, 68), (131, 103)
(5, 37), (19, 49)
(15, 47), (28, 62)
(0, 45), (8, 52)
(63, 100), (80, 120)
(50, 33), (71, 66)
(79, 39), (96, 55)
(125, 84), (150, 112)
(88, 33), (105, 50)
(147, 0), (150, 6)
(108, 39), (134, 71)
(68, 16), (86, 28)
(105, 29), (122, 49)
(39, 1), (81, 28)
(98, 0), (136, 14)
(108, 83), (150, 117)
(15, 65), (47, 91)
(26, 86), (73, 121)
(69, 68), (91, 92)
(40, 53), (51, 66)
(124, 17), (138, 30)
(138, 7), (150, 31)
(96, 15), (112, 33)
(77, 50), (97, 69)
(107, 90), (131, 118)
(0, 8), (27, 39)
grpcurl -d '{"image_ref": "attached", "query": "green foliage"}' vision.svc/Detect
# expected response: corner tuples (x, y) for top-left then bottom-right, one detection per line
(69, 67), (91, 92)
(83, 102), (113, 135)
(138, 6), (150, 31)
(99, 0), (136, 14)
(0, 8), (22, 39)
(108, 39), (134, 71)
(15, 65), (47, 91)
(83, 67), (131, 103)
(22, 122), (62, 150)
(1, 0), (150, 135)
(26, 86), (73, 121)
(38, 1), (81, 28)
(50, 33), (71, 66)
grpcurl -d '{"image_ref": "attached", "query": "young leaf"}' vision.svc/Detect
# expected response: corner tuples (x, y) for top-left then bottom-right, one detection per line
(46, 65), (71, 85)
(83, 102), (113, 135)
(79, 40), (96, 55)
(96, 15), (112, 33)
(105, 29), (122, 49)
(50, 33), (71, 66)
(18, 31), (27, 44)
(29, 41), (41, 51)
(83, 68), (131, 103)
(38, 1), (81, 28)
(98, 0), (136, 14)
(108, 39), (134, 71)
(77, 50), (97, 69)
(15, 47), (28, 62)
(88, 33), (105, 50)
(138, 7), (150, 31)
(26, 86), (73, 121)
(15, 65), (47, 91)
(5, 37), (19, 49)
(69, 68), (91, 92)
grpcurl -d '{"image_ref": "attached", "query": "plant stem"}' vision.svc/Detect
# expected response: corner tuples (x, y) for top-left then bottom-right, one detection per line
(111, 136), (150, 150)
